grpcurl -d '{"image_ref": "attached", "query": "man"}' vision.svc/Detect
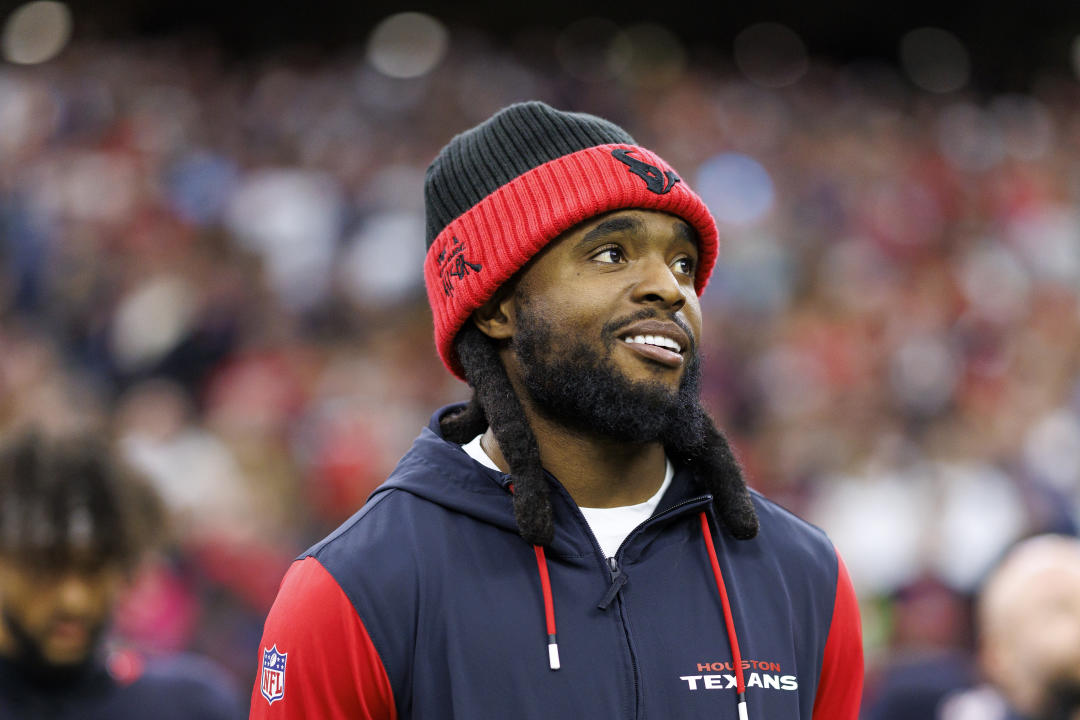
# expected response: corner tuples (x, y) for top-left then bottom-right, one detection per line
(252, 101), (862, 719)
(940, 535), (1080, 720)
(0, 430), (245, 719)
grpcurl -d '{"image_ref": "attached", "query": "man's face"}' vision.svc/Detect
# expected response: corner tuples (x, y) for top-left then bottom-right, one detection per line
(0, 557), (122, 667)
(984, 558), (1080, 718)
(500, 209), (703, 441)
(1017, 567), (1080, 717)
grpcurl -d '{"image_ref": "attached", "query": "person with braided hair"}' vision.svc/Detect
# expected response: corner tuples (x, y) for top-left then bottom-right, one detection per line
(0, 430), (245, 719)
(251, 101), (863, 719)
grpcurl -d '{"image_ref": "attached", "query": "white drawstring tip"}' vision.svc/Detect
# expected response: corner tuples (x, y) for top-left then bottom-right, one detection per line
(547, 642), (561, 670)
(738, 698), (749, 720)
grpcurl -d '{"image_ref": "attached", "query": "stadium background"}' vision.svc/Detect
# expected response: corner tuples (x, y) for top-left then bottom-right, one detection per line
(2, 0), (1080, 714)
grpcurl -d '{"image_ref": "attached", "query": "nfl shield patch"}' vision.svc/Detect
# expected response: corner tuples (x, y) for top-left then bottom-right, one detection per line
(260, 645), (288, 705)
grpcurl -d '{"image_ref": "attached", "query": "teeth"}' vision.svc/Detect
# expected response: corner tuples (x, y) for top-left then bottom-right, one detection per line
(624, 334), (681, 353)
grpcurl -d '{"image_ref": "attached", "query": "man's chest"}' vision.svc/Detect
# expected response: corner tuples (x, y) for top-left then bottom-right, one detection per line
(399, 543), (822, 719)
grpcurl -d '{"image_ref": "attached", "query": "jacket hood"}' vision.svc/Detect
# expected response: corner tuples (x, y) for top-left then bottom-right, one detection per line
(368, 404), (711, 558)
(372, 412), (516, 527)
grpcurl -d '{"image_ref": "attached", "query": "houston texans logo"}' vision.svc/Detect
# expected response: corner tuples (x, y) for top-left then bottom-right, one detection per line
(611, 148), (680, 194)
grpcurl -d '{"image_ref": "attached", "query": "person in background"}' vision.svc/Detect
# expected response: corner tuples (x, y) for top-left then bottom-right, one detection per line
(0, 430), (246, 719)
(863, 574), (977, 720)
(939, 535), (1080, 720)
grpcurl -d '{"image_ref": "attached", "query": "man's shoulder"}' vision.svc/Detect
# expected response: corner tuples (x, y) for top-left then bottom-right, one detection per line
(746, 488), (840, 574)
(294, 485), (431, 603)
(750, 489), (830, 539)
(303, 421), (513, 569)
(302, 466), (481, 563)
(737, 489), (856, 667)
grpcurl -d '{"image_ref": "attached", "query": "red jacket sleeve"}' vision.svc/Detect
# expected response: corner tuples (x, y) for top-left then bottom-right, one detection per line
(812, 551), (863, 720)
(249, 556), (397, 720)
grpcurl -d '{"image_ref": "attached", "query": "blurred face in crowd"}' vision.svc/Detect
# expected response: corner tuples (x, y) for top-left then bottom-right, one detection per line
(0, 556), (124, 668)
(980, 538), (1080, 719)
(489, 209), (703, 441)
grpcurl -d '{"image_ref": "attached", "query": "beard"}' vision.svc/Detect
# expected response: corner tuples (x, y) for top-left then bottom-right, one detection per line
(511, 302), (702, 445)
(1, 606), (104, 688)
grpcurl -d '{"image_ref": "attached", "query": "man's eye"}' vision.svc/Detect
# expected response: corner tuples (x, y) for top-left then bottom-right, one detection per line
(593, 246), (624, 264)
(673, 257), (695, 275)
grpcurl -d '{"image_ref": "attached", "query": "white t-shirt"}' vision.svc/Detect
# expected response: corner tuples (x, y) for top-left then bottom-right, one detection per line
(462, 434), (673, 559)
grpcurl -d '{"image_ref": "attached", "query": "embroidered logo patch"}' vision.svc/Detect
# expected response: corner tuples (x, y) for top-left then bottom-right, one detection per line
(260, 645), (288, 705)
(437, 235), (483, 297)
(611, 148), (680, 194)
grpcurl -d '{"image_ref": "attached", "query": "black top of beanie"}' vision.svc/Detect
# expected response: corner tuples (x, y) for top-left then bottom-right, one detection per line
(423, 101), (636, 248)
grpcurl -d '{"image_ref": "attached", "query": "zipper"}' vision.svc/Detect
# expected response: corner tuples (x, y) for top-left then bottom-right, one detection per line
(595, 495), (711, 606)
(544, 476), (717, 720)
(606, 554), (643, 720)
(602, 496), (714, 720)
(598, 557), (627, 609)
(574, 493), (714, 609)
(608, 497), (713, 720)
(541, 467), (713, 571)
(611, 496), (713, 559)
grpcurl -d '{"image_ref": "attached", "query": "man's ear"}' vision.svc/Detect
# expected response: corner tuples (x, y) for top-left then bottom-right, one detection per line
(472, 285), (516, 340)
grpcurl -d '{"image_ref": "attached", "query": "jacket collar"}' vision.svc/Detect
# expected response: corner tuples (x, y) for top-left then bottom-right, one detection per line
(371, 404), (714, 557)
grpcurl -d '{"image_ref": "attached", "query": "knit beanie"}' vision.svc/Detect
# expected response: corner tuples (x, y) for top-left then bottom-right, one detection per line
(423, 101), (719, 379)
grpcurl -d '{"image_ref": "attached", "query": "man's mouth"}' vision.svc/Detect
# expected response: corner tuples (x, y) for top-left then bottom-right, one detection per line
(622, 334), (682, 353)
(48, 618), (92, 648)
(618, 324), (688, 368)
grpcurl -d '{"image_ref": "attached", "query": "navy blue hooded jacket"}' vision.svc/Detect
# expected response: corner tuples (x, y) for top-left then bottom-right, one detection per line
(251, 406), (863, 719)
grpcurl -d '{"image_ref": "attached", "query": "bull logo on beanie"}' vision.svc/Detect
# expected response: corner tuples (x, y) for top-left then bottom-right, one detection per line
(611, 148), (680, 194)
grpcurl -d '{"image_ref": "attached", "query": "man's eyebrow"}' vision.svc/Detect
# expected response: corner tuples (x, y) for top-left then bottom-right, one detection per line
(673, 221), (697, 251)
(577, 215), (644, 248)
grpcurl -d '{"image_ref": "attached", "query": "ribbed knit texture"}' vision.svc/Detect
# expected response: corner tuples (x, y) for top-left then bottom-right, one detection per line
(423, 102), (719, 380)
(425, 102), (635, 248)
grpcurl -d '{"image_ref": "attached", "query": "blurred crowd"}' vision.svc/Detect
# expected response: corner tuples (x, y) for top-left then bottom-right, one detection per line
(1, 21), (1079, 715)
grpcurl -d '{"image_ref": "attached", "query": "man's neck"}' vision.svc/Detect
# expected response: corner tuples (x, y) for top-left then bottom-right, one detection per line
(480, 412), (667, 508)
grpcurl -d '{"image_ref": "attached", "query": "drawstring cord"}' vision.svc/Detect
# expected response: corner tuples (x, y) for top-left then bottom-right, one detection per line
(509, 482), (561, 671)
(533, 545), (560, 670)
(700, 511), (748, 720)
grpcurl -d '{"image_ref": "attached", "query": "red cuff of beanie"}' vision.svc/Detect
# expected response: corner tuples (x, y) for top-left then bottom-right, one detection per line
(423, 143), (718, 380)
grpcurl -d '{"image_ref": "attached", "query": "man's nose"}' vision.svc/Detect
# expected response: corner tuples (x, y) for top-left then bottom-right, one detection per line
(54, 572), (96, 614)
(631, 256), (687, 310)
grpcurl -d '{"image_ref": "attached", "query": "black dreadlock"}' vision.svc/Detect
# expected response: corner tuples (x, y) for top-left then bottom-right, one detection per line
(441, 322), (758, 547)
(658, 395), (759, 540)
(442, 323), (554, 547)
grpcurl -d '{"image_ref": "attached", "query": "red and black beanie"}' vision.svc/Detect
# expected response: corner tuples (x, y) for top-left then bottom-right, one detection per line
(424, 101), (719, 379)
